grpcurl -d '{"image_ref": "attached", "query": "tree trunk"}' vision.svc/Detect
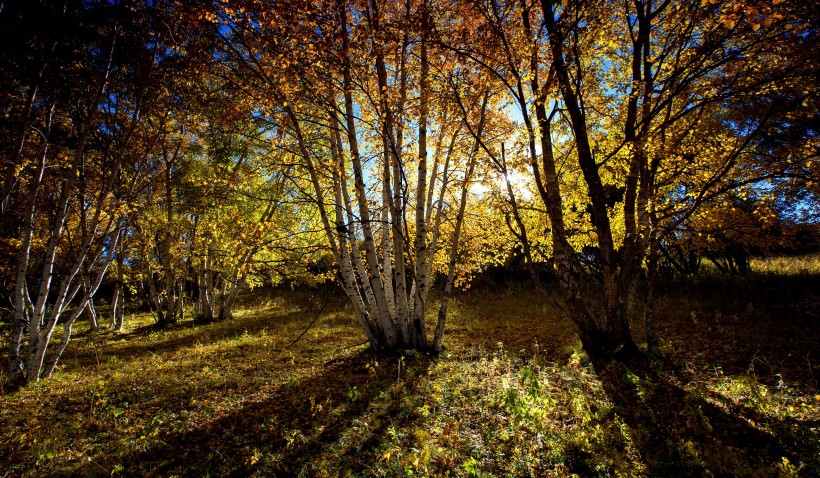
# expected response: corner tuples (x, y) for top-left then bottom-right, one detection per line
(146, 268), (165, 324)
(110, 283), (123, 330)
(411, 32), (430, 349)
(8, 107), (52, 383)
(86, 296), (99, 333)
(339, 1), (397, 347)
(433, 135), (481, 352)
(645, 241), (661, 355)
(540, 0), (640, 357)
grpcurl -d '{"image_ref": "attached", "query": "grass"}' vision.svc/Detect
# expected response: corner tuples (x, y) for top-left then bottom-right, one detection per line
(695, 253), (820, 277)
(750, 253), (820, 276)
(1, 266), (819, 477)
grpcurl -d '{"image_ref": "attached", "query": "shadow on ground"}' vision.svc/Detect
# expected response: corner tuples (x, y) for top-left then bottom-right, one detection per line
(590, 354), (816, 477)
(99, 351), (431, 477)
(655, 273), (820, 391)
(57, 290), (349, 374)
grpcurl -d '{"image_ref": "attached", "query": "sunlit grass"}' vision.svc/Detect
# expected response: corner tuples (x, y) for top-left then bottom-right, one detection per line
(750, 253), (820, 276)
(298, 340), (647, 477)
(0, 288), (365, 476)
(1, 276), (818, 476)
(692, 253), (820, 277)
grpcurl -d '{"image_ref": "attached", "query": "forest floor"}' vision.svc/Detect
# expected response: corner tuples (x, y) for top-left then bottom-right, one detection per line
(1, 258), (819, 477)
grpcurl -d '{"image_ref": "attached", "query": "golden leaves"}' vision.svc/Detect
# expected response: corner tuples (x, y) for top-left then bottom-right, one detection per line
(722, 17), (737, 29)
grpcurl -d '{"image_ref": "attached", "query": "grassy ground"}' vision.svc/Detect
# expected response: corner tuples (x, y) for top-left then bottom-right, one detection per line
(1, 263), (818, 477)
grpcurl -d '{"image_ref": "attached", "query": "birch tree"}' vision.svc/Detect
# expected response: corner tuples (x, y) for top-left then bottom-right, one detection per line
(3, 0), (210, 382)
(213, 0), (501, 351)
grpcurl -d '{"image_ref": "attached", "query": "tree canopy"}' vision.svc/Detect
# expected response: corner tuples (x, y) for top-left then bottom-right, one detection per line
(1, 0), (817, 383)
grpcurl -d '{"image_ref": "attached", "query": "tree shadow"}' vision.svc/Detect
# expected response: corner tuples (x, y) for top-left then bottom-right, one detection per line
(589, 354), (812, 477)
(595, 271), (820, 475)
(655, 273), (820, 392)
(57, 291), (348, 374)
(92, 350), (432, 477)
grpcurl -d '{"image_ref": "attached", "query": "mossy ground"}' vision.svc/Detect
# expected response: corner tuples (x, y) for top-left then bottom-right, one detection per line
(1, 259), (818, 477)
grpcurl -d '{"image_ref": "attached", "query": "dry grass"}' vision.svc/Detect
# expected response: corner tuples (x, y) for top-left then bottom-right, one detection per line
(750, 253), (820, 276)
(0, 269), (818, 477)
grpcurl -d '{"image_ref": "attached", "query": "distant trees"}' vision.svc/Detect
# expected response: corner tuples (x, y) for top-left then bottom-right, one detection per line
(1, 0), (344, 384)
(0, 0), (217, 383)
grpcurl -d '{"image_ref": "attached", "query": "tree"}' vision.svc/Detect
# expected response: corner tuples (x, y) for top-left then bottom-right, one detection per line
(4, 0), (815, 384)
(443, 0), (817, 356)
(2, 0), (215, 382)
(211, 0), (508, 351)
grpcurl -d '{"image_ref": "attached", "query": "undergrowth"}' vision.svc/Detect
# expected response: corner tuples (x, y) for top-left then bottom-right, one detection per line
(0, 275), (818, 477)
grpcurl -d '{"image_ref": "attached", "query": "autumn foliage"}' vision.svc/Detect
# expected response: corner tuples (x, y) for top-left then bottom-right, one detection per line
(0, 0), (817, 415)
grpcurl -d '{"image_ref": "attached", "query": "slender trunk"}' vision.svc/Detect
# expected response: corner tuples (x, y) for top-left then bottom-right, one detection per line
(381, 154), (396, 318)
(43, 226), (121, 378)
(24, 29), (121, 382)
(391, 31), (411, 340)
(9, 106), (53, 382)
(332, 125), (379, 346)
(8, 312), (27, 384)
(371, 0), (398, 324)
(44, 276), (99, 378)
(433, 143), (480, 352)
(162, 158), (177, 325)
(176, 282), (185, 322)
(26, 127), (91, 381)
(147, 268), (164, 323)
(332, 111), (380, 318)
(198, 251), (214, 321)
(411, 31), (430, 348)
(111, 283), (122, 330)
(433, 95), (488, 352)
(43, 289), (89, 379)
(111, 230), (124, 330)
(645, 240), (660, 355)
(338, 0), (395, 346)
(86, 297), (98, 332)
(115, 272), (125, 331)
(221, 275), (243, 321)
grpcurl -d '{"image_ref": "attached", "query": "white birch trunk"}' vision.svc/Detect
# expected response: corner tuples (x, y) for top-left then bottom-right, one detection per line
(411, 35), (431, 348)
(8, 106), (53, 382)
(41, 222), (122, 379)
(338, 4), (396, 347)
(110, 284), (122, 330)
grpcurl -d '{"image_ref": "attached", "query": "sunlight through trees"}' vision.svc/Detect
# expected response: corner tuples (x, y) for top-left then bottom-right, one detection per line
(1, 0), (817, 383)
